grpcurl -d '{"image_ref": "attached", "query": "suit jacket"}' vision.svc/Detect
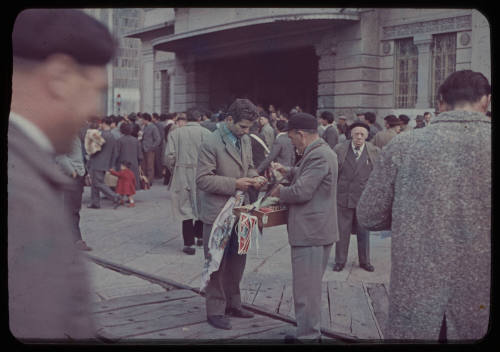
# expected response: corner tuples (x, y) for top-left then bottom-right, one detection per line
(372, 128), (398, 149)
(257, 133), (295, 174)
(142, 123), (161, 153)
(322, 125), (339, 150)
(196, 124), (258, 224)
(260, 123), (276, 150)
(334, 141), (380, 209)
(280, 138), (339, 246)
(87, 130), (117, 171)
(8, 122), (94, 340)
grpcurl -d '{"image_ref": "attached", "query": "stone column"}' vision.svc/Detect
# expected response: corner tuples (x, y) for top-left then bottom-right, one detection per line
(413, 33), (433, 109)
(141, 48), (155, 113)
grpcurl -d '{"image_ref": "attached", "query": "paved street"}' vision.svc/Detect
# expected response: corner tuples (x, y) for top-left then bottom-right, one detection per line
(80, 180), (391, 341)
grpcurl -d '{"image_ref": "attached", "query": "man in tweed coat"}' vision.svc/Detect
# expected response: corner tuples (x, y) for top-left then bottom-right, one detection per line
(357, 70), (491, 341)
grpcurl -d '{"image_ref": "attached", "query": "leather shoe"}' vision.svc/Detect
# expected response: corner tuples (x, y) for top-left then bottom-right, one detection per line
(225, 307), (254, 318)
(207, 315), (232, 330)
(196, 238), (203, 247)
(360, 263), (375, 272)
(284, 334), (303, 344)
(87, 204), (100, 209)
(182, 246), (195, 255)
(333, 263), (344, 272)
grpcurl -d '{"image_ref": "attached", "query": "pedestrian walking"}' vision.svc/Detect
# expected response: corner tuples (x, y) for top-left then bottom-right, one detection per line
(8, 8), (114, 341)
(269, 112), (339, 343)
(357, 70), (491, 341)
(87, 116), (121, 209)
(115, 122), (143, 189)
(139, 113), (161, 186)
(110, 161), (136, 208)
(332, 122), (380, 272)
(196, 98), (267, 330)
(165, 107), (211, 255)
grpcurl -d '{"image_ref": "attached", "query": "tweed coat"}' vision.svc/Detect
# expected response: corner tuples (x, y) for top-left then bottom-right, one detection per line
(357, 110), (491, 341)
(8, 122), (94, 340)
(165, 122), (211, 221)
(196, 124), (259, 224)
(115, 134), (143, 189)
(279, 138), (339, 246)
(372, 128), (398, 149)
(257, 133), (295, 174)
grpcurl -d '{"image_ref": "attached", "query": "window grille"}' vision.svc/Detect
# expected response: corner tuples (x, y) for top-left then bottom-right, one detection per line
(394, 38), (418, 108)
(431, 33), (456, 107)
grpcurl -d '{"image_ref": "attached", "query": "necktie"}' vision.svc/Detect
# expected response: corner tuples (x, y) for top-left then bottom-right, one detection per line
(235, 139), (241, 151)
(354, 146), (361, 159)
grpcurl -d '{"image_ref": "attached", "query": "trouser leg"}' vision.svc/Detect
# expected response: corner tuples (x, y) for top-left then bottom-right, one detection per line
(354, 211), (371, 266)
(145, 150), (155, 185)
(291, 244), (332, 340)
(182, 219), (195, 246)
(193, 220), (203, 240)
(335, 206), (355, 265)
(91, 170), (118, 206)
(204, 223), (246, 316)
(62, 175), (84, 242)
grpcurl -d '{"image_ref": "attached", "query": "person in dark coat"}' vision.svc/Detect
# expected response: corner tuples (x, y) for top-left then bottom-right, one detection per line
(318, 110), (339, 150)
(139, 113), (161, 185)
(332, 122), (380, 272)
(8, 8), (115, 341)
(115, 122), (143, 189)
(357, 70), (491, 341)
(257, 120), (295, 174)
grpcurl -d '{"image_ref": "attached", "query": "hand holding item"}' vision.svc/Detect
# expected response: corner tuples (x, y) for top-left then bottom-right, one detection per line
(236, 177), (255, 191)
(271, 162), (287, 174)
(269, 184), (282, 198)
(252, 176), (268, 190)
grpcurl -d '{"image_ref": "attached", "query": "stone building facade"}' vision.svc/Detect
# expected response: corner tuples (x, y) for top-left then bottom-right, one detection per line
(125, 8), (490, 123)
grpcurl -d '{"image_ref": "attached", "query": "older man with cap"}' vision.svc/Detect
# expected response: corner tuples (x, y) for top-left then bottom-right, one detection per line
(372, 115), (402, 149)
(270, 112), (338, 343)
(8, 9), (115, 341)
(332, 122), (380, 272)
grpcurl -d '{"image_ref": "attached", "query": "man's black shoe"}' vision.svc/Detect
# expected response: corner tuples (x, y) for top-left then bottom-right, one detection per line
(87, 204), (101, 209)
(183, 246), (195, 255)
(360, 263), (375, 272)
(225, 307), (254, 318)
(333, 263), (344, 272)
(207, 315), (232, 330)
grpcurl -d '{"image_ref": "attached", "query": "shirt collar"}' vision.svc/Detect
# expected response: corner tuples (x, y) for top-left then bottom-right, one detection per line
(9, 111), (55, 154)
(351, 141), (365, 154)
(220, 122), (239, 146)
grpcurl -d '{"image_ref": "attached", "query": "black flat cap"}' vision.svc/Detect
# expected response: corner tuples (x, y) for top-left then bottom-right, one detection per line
(13, 9), (116, 65)
(284, 112), (318, 131)
(349, 121), (370, 133)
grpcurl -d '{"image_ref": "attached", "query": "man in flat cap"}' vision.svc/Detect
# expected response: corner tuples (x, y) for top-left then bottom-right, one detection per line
(8, 9), (115, 341)
(372, 115), (402, 149)
(270, 113), (339, 342)
(332, 122), (380, 272)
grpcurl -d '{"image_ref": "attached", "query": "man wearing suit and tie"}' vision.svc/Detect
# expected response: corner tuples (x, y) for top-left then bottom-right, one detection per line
(87, 116), (121, 209)
(270, 113), (339, 343)
(332, 122), (380, 272)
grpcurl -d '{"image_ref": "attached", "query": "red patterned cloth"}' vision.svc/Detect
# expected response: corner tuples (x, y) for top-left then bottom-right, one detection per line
(110, 169), (136, 196)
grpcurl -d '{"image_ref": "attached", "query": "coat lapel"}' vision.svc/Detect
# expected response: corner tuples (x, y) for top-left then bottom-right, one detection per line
(221, 132), (244, 169)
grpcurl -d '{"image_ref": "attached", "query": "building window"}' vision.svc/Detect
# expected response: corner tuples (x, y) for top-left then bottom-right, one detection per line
(431, 33), (456, 107)
(161, 70), (170, 114)
(394, 38), (418, 108)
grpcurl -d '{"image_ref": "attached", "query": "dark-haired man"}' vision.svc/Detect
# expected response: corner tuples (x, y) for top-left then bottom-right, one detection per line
(332, 122), (380, 272)
(357, 70), (491, 340)
(139, 113), (161, 185)
(318, 110), (339, 149)
(196, 98), (267, 330)
(361, 112), (381, 141)
(8, 8), (115, 340)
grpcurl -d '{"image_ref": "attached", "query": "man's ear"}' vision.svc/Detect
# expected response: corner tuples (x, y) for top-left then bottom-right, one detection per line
(42, 54), (80, 101)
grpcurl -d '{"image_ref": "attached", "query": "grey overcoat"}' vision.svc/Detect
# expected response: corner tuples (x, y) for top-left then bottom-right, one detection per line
(8, 122), (95, 340)
(165, 122), (211, 220)
(357, 110), (491, 340)
(280, 138), (339, 246)
(196, 124), (258, 224)
(115, 134), (143, 189)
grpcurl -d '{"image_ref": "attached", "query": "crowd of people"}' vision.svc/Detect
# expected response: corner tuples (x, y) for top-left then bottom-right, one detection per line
(8, 9), (491, 345)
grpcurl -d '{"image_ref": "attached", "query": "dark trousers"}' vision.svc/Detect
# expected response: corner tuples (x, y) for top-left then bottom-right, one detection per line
(154, 143), (164, 179)
(335, 206), (371, 266)
(62, 175), (84, 243)
(90, 169), (118, 207)
(202, 223), (247, 316)
(182, 219), (203, 246)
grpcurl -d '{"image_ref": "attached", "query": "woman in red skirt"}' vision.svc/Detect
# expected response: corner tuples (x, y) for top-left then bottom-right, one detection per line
(109, 161), (136, 208)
